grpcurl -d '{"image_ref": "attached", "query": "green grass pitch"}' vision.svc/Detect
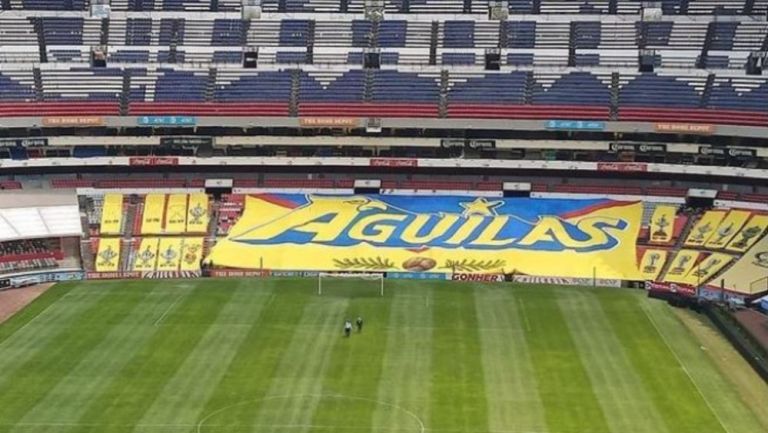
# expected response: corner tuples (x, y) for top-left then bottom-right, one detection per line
(0, 278), (766, 433)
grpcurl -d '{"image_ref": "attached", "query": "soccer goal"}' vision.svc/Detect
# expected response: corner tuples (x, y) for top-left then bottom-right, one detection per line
(317, 272), (385, 297)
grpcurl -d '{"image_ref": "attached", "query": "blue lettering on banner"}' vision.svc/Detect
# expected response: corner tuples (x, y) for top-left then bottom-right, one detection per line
(545, 120), (606, 131)
(386, 272), (448, 280)
(137, 116), (197, 126)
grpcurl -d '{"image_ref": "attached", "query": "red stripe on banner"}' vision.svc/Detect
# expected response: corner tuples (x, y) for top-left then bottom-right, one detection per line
(249, 194), (301, 209)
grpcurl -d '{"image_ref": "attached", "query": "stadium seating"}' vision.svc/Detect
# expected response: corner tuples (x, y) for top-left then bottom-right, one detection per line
(0, 2), (766, 125)
(0, 239), (61, 275)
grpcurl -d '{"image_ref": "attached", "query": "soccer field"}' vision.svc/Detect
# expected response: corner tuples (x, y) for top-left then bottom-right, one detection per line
(0, 278), (766, 433)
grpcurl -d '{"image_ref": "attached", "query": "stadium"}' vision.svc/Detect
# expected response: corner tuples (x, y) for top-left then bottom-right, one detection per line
(1, 0), (768, 432)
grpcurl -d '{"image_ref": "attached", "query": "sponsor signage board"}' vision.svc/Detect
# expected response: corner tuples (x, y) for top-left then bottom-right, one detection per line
(0, 138), (48, 147)
(387, 272), (448, 280)
(128, 156), (179, 166)
(42, 116), (104, 127)
(545, 120), (606, 131)
(159, 136), (213, 147)
(468, 139), (496, 149)
(2, 270), (85, 288)
(209, 269), (272, 278)
(369, 158), (418, 167)
(609, 142), (667, 153)
(450, 273), (505, 282)
(299, 117), (359, 128)
(86, 271), (141, 279)
(698, 146), (756, 158)
(137, 115), (197, 126)
(655, 123), (715, 135)
(512, 275), (622, 287)
(596, 162), (648, 172)
(645, 281), (696, 297)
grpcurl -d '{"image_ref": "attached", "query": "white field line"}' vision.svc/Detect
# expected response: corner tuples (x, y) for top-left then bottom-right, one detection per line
(642, 306), (733, 433)
(153, 291), (187, 326)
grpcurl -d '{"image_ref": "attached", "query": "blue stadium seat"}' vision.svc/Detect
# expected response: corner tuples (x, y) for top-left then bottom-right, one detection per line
(443, 21), (475, 48)
(619, 73), (702, 108)
(532, 72), (611, 106)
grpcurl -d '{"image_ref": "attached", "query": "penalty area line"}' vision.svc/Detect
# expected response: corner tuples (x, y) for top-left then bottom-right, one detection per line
(153, 290), (187, 326)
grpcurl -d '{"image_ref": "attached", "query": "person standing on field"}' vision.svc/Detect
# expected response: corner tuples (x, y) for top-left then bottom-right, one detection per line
(344, 320), (352, 337)
(356, 316), (363, 332)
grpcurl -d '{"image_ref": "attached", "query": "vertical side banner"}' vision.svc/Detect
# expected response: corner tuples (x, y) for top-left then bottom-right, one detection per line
(639, 249), (668, 281)
(685, 211), (726, 247)
(648, 205), (677, 244)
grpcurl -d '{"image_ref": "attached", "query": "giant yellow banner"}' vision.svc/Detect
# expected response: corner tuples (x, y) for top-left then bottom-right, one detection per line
(705, 210), (751, 249)
(206, 195), (644, 279)
(95, 237), (121, 272)
(164, 194), (188, 234)
(648, 205), (676, 244)
(186, 193), (209, 233)
(100, 193), (124, 235)
(180, 237), (204, 271)
(639, 249), (667, 281)
(134, 237), (160, 271)
(720, 233), (768, 294)
(141, 194), (166, 234)
(680, 253), (733, 286)
(685, 211), (726, 247)
(726, 214), (768, 253)
(664, 250), (700, 283)
(157, 238), (183, 270)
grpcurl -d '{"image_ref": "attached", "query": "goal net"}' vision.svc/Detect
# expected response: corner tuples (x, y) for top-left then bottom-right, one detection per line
(317, 272), (385, 297)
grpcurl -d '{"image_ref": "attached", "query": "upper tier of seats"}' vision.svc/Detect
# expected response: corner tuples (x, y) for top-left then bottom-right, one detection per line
(0, 1), (765, 127)
(0, 16), (765, 69)
(4, 0), (768, 15)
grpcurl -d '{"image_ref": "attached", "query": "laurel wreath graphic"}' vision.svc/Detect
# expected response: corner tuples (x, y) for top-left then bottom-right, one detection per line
(440, 259), (507, 272)
(333, 256), (397, 270)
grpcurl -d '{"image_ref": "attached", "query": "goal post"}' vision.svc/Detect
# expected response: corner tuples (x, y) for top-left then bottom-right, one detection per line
(317, 272), (385, 297)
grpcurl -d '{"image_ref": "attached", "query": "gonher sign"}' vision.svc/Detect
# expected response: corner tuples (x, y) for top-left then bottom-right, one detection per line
(451, 273), (504, 282)
(545, 120), (606, 131)
(206, 194), (644, 280)
(138, 116), (196, 126)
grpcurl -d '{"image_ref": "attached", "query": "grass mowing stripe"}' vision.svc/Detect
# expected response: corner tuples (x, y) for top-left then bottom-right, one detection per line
(371, 284), (433, 433)
(597, 292), (726, 433)
(429, 283), (489, 433)
(474, 286), (547, 433)
(646, 301), (767, 433)
(10, 284), (190, 431)
(71, 281), (236, 433)
(194, 280), (313, 430)
(521, 287), (611, 433)
(248, 295), (350, 432)
(673, 309), (768, 432)
(135, 282), (273, 430)
(0, 283), (76, 345)
(308, 288), (394, 433)
(0, 283), (149, 432)
(0, 283), (111, 369)
(558, 290), (669, 433)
